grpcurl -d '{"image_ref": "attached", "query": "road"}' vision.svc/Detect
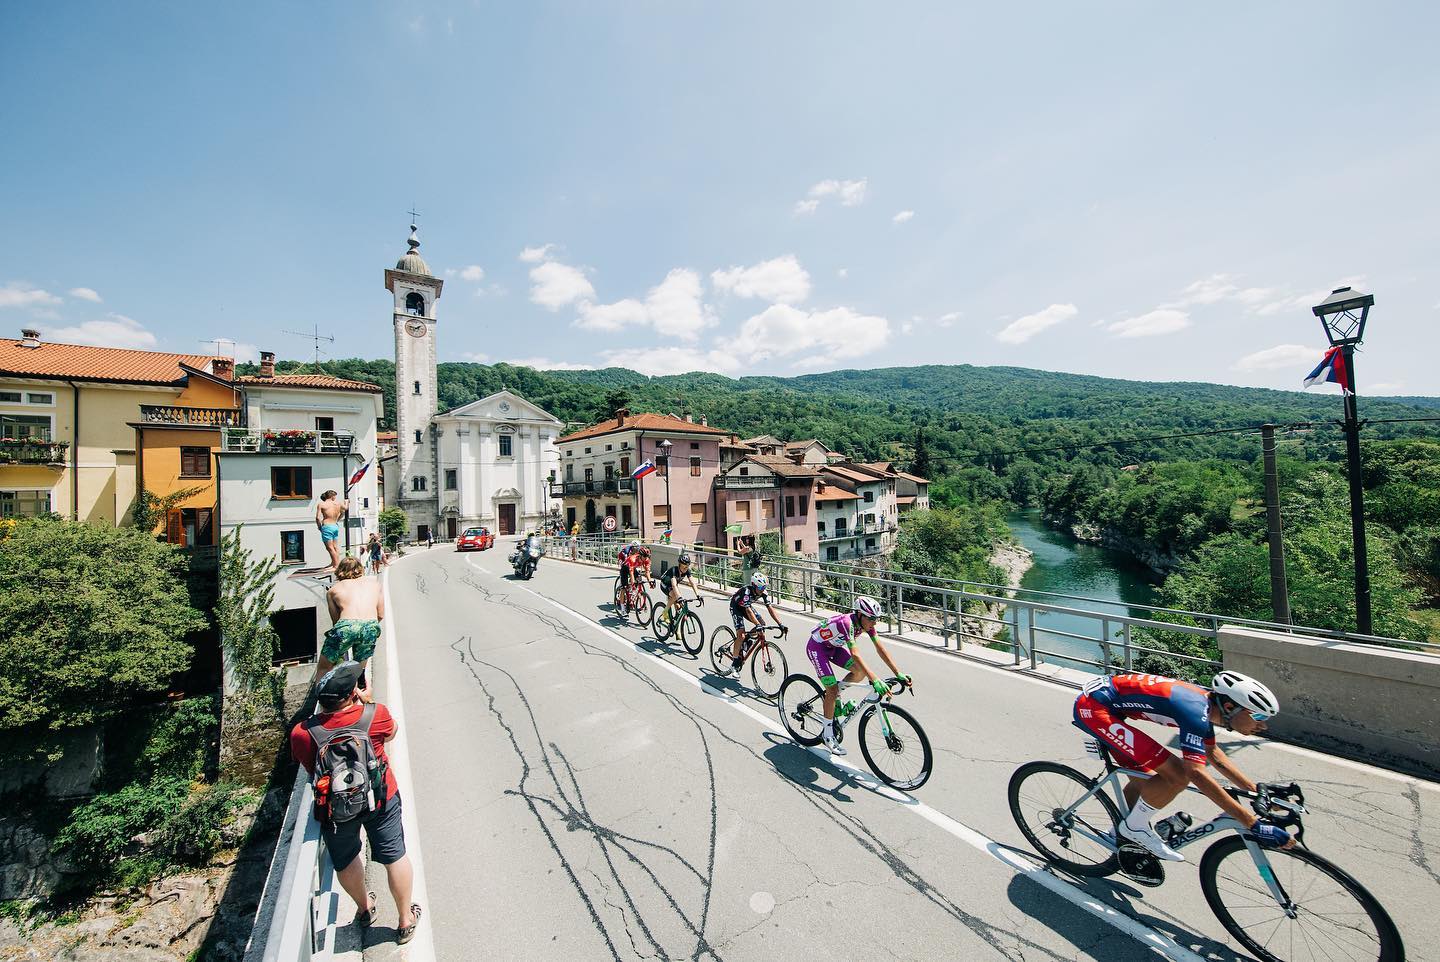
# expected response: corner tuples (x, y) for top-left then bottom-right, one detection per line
(366, 545), (1440, 961)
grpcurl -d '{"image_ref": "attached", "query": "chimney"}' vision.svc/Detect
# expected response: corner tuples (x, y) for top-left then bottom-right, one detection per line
(615, 406), (628, 426)
(211, 358), (234, 379)
(685, 413), (694, 423)
(258, 351), (275, 378)
(19, 328), (40, 349)
(699, 416), (708, 426)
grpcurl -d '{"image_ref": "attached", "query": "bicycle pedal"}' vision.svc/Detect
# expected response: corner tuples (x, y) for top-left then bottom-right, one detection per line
(1116, 843), (1166, 888)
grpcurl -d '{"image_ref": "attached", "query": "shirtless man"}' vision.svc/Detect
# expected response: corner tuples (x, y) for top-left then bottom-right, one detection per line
(315, 490), (348, 571)
(316, 556), (385, 697)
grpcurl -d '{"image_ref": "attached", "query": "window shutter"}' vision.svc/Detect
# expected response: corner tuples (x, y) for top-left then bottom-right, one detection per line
(166, 509), (185, 546)
(195, 507), (214, 545)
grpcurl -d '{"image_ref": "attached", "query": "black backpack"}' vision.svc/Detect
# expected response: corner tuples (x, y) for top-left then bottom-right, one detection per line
(306, 703), (385, 824)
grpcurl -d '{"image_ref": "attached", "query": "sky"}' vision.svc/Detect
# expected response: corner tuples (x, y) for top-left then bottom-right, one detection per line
(2, 2), (1437, 396)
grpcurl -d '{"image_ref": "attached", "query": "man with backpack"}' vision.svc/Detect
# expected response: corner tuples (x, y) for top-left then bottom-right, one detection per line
(289, 662), (423, 944)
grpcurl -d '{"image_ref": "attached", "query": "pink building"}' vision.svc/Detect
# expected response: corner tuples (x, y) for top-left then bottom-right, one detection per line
(715, 455), (820, 558)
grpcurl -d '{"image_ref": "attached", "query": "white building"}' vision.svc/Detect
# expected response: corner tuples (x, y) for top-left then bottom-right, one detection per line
(388, 225), (443, 541)
(432, 390), (562, 538)
(815, 463), (899, 562)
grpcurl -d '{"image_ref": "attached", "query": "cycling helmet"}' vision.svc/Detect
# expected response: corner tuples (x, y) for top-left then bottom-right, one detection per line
(1212, 671), (1280, 719)
(853, 595), (882, 619)
(639, 546), (651, 557)
(678, 553), (692, 565)
(749, 571), (768, 591)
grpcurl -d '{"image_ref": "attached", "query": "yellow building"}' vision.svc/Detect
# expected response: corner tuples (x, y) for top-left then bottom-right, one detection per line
(0, 328), (237, 534)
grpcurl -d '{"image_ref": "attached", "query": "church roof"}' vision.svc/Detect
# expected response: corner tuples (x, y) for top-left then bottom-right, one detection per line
(236, 373), (383, 393)
(393, 225), (433, 277)
(559, 412), (731, 443)
(0, 336), (224, 385)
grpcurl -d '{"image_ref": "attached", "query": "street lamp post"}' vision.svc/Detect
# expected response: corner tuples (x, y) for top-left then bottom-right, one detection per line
(659, 439), (673, 543)
(1312, 286), (1375, 635)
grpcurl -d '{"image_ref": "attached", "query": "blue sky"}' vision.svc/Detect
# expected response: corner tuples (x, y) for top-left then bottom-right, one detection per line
(2, 2), (1436, 394)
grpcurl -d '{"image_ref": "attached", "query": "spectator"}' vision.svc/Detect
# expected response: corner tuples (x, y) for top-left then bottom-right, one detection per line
(315, 556), (383, 697)
(290, 663), (422, 944)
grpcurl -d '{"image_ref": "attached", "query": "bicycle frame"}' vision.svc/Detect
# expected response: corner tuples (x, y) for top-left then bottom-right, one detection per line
(829, 679), (906, 741)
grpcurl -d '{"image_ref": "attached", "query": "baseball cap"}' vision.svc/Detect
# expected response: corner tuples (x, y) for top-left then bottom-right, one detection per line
(315, 661), (365, 707)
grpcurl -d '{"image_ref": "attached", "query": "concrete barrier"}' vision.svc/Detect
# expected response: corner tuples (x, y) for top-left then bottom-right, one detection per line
(1219, 626), (1440, 780)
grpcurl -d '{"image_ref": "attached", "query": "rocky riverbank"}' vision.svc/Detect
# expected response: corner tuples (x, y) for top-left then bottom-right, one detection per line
(1044, 515), (1182, 576)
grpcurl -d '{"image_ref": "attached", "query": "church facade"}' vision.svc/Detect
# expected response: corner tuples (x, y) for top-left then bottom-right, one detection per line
(380, 226), (561, 541)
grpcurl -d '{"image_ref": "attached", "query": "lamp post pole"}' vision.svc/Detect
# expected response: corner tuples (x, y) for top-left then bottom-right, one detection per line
(660, 439), (673, 543)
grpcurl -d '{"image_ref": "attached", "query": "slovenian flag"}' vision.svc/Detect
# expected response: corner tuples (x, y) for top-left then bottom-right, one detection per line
(348, 459), (372, 486)
(1303, 346), (1352, 394)
(631, 460), (657, 479)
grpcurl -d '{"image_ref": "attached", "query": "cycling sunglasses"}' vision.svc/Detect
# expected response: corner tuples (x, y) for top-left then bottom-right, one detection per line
(1249, 712), (1272, 722)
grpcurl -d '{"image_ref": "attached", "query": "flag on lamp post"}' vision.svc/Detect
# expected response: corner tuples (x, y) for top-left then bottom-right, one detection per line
(1303, 346), (1353, 394)
(348, 459), (372, 486)
(631, 460), (657, 479)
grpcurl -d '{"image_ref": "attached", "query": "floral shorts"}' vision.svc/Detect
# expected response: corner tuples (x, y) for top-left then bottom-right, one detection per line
(321, 619), (381, 663)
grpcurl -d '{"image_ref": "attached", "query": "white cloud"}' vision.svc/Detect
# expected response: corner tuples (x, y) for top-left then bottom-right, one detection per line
(794, 178), (867, 214)
(505, 356), (592, 371)
(1367, 381), (1408, 395)
(1107, 308), (1190, 338)
(68, 287), (102, 303)
(575, 268), (713, 341)
(1173, 274), (1272, 308)
(739, 303), (891, 367)
(1254, 276), (1366, 318)
(937, 311), (961, 327)
(1233, 344), (1319, 372)
(599, 346), (740, 377)
(711, 255), (811, 305)
(459, 265), (485, 282)
(576, 298), (648, 333)
(519, 244), (555, 263)
(0, 283), (61, 309)
(837, 267), (849, 279)
(995, 304), (1077, 344)
(529, 260), (594, 310)
(459, 351), (491, 363)
(892, 210), (915, 224)
(46, 313), (158, 350)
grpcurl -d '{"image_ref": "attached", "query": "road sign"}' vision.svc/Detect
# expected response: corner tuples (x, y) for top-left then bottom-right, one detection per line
(603, 516), (617, 532)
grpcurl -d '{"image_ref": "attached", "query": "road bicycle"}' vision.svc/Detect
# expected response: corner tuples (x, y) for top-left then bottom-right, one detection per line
(777, 675), (932, 791)
(651, 596), (705, 655)
(709, 623), (789, 700)
(612, 576), (653, 627)
(1008, 740), (1403, 962)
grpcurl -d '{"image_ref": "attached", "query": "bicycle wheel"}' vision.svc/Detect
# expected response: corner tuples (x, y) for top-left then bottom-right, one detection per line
(634, 587), (652, 626)
(1199, 835), (1403, 962)
(857, 702), (932, 791)
(613, 576), (625, 612)
(709, 626), (738, 676)
(749, 640), (788, 701)
(777, 674), (826, 746)
(651, 603), (672, 640)
(1007, 762), (1121, 877)
(680, 611), (704, 656)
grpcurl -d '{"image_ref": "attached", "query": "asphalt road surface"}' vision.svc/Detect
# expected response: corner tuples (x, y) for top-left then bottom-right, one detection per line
(364, 546), (1439, 962)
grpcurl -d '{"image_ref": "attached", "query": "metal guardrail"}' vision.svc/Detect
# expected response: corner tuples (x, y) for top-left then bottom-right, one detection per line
(244, 768), (339, 962)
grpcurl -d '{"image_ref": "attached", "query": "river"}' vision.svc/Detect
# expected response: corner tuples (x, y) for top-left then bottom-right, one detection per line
(1005, 509), (1163, 672)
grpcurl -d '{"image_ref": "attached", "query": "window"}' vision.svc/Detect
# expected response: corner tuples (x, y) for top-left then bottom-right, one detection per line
(863, 490), (874, 503)
(605, 504), (618, 519)
(270, 606), (317, 663)
(445, 469), (457, 490)
(170, 507), (213, 546)
(26, 393), (52, 405)
(818, 520), (826, 534)
(179, 446), (211, 478)
(315, 416), (335, 432)
(584, 467), (594, 484)
(363, 497), (370, 508)
(785, 495), (795, 517)
(584, 447), (592, 454)
(690, 442), (699, 450)
(566, 463), (574, 481)
(566, 506), (577, 528)
(0, 414), (50, 440)
(826, 546), (839, 562)
(622, 504), (633, 528)
(271, 466), (312, 499)
(761, 499), (775, 520)
(604, 464), (614, 480)
(620, 456), (630, 475)
(735, 500), (751, 521)
(280, 530), (306, 563)
(835, 518), (847, 535)
(0, 490), (50, 518)
(405, 292), (425, 315)
(799, 495), (809, 516)
(653, 504), (670, 524)
(413, 380), (421, 395)
(691, 502), (706, 524)
(690, 456), (701, 477)
(866, 537), (877, 549)
(0, 391), (19, 403)
(865, 513), (876, 525)
(499, 434), (513, 457)
(738, 466), (748, 476)
(605, 444), (612, 451)
(412, 476), (428, 492)
(414, 430), (422, 444)
(795, 540), (802, 552)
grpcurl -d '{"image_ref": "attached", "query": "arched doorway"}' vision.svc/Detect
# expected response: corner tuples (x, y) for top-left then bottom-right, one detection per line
(585, 499), (597, 532)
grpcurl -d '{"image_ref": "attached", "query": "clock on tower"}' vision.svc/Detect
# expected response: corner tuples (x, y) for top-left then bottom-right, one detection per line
(385, 223), (444, 540)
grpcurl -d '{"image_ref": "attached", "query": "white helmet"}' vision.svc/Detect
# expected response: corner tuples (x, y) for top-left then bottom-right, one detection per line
(749, 571), (768, 591)
(1212, 671), (1280, 719)
(853, 595), (882, 619)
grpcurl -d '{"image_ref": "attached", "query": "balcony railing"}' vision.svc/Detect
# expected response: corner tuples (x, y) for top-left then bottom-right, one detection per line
(221, 428), (355, 455)
(714, 474), (776, 489)
(549, 478), (637, 497)
(139, 405), (246, 427)
(0, 439), (69, 466)
(818, 521), (895, 542)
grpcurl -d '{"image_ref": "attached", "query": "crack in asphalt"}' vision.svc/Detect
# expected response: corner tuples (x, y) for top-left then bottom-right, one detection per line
(1405, 783), (1440, 891)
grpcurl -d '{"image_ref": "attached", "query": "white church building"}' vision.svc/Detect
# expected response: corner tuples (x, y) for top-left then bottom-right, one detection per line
(380, 226), (561, 541)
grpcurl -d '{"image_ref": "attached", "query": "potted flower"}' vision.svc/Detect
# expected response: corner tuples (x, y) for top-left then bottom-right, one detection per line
(264, 429), (316, 451)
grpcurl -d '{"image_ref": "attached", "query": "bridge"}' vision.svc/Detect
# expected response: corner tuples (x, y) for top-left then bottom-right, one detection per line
(247, 539), (1440, 961)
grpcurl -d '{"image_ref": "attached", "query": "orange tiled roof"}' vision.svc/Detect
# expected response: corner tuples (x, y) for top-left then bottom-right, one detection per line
(237, 374), (382, 393)
(894, 470), (929, 484)
(815, 486), (859, 502)
(559, 412), (731, 443)
(0, 338), (223, 385)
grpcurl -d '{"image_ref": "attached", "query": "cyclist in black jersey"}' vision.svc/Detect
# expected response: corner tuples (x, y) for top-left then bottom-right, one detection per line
(727, 571), (785, 663)
(660, 554), (701, 623)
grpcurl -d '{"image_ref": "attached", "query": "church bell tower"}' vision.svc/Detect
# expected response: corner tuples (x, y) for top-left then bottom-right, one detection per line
(385, 224), (443, 539)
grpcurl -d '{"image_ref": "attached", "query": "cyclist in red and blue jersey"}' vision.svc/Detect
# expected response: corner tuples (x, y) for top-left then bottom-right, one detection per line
(1074, 670), (1291, 861)
(721, 572), (786, 672)
(806, 596), (910, 756)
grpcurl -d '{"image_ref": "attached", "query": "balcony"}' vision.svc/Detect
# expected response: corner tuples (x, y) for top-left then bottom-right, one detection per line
(0, 439), (68, 466)
(221, 428), (355, 455)
(139, 405), (246, 427)
(549, 477), (637, 498)
(714, 474), (776, 490)
(818, 520), (894, 542)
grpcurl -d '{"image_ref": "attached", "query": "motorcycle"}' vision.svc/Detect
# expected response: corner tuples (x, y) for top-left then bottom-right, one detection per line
(509, 536), (543, 580)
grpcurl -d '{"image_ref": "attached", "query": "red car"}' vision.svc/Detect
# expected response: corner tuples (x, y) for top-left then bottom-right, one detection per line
(456, 527), (494, 551)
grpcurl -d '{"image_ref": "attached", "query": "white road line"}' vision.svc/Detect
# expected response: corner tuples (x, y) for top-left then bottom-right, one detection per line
(381, 553), (438, 962)
(470, 555), (1203, 962)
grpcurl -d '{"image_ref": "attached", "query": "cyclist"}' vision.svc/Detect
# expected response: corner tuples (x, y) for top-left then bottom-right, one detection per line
(660, 553), (702, 625)
(722, 571), (786, 673)
(806, 596), (911, 756)
(1073, 670), (1293, 862)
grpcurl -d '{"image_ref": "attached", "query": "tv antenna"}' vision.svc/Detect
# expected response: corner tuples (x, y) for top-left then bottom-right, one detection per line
(200, 337), (239, 356)
(283, 324), (335, 372)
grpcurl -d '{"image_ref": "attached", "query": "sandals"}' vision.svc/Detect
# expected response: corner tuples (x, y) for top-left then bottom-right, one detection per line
(398, 904), (423, 944)
(356, 892), (378, 927)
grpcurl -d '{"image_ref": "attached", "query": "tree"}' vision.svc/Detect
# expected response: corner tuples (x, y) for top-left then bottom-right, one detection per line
(604, 388), (633, 417)
(216, 528), (281, 719)
(911, 427), (933, 480)
(379, 507), (408, 547)
(131, 484), (209, 535)
(0, 518), (205, 740)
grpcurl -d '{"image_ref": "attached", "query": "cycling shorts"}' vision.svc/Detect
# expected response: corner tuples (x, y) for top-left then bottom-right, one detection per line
(806, 637), (854, 688)
(1072, 694), (1172, 772)
(729, 601), (754, 633)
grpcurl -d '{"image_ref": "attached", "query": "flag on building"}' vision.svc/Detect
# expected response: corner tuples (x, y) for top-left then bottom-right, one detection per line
(631, 460), (657, 479)
(1303, 346), (1352, 393)
(724, 522), (744, 534)
(348, 459), (372, 487)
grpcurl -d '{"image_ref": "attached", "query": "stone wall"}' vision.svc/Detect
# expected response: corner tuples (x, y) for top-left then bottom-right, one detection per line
(1219, 625), (1440, 779)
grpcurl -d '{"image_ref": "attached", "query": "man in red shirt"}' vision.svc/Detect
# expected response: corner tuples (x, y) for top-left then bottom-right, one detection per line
(290, 662), (422, 943)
